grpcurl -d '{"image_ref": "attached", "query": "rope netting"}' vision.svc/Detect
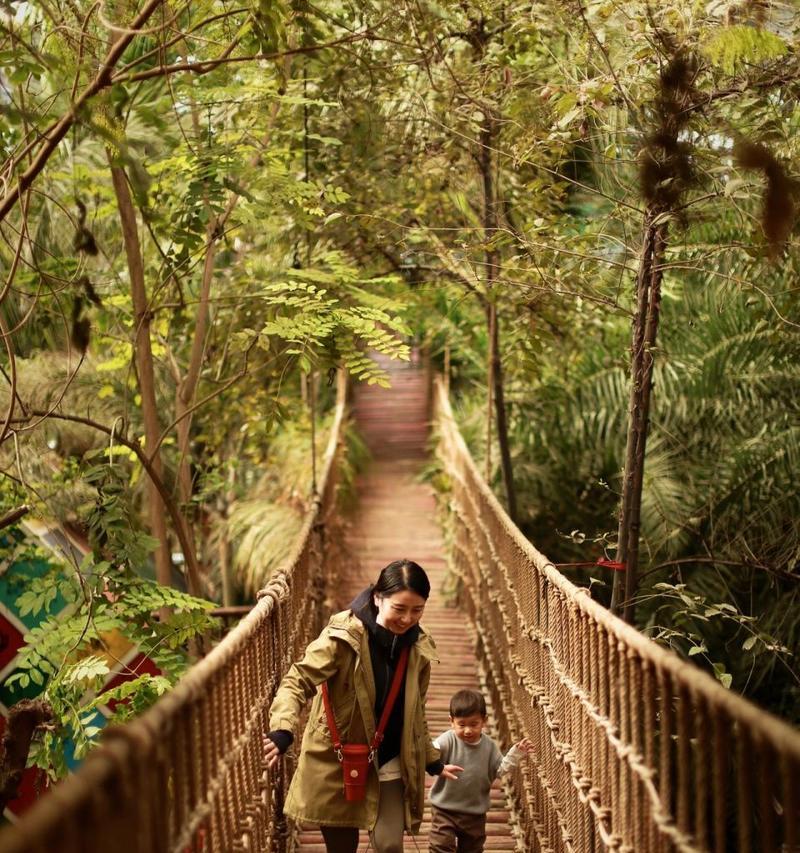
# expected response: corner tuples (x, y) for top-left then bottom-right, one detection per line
(2, 369), (798, 853)
(0, 375), (349, 853)
(434, 377), (800, 853)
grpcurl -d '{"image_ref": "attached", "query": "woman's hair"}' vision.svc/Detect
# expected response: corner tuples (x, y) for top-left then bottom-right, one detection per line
(371, 559), (430, 612)
(449, 689), (487, 719)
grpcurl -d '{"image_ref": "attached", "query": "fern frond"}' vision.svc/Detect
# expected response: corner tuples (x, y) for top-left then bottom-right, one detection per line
(702, 25), (788, 75)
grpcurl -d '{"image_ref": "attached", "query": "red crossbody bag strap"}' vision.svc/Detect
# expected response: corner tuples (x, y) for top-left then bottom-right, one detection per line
(320, 645), (410, 763)
(321, 680), (344, 759)
(372, 646), (409, 752)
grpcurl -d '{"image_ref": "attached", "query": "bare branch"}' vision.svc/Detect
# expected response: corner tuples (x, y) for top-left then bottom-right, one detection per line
(110, 29), (378, 85)
(0, 505), (30, 531)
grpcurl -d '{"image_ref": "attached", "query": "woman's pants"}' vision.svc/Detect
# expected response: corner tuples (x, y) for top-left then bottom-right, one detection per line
(320, 779), (405, 853)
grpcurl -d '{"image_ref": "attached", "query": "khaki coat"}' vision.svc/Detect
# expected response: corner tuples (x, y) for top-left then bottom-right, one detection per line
(269, 608), (440, 832)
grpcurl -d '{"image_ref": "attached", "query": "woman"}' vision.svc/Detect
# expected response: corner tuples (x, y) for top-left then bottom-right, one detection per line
(264, 559), (461, 853)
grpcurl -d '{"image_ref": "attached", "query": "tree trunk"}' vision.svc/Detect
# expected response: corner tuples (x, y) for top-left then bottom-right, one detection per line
(219, 525), (233, 607)
(0, 700), (52, 812)
(171, 97), (285, 589)
(480, 118), (518, 523)
(485, 304), (493, 484)
(488, 301), (518, 522)
(109, 160), (173, 591)
(174, 230), (217, 565)
(611, 213), (668, 621)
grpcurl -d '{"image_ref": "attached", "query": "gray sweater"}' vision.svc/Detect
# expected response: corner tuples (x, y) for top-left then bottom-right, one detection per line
(429, 730), (521, 815)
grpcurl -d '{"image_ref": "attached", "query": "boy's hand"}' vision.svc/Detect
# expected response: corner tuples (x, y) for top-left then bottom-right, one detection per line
(440, 763), (464, 780)
(515, 737), (534, 755)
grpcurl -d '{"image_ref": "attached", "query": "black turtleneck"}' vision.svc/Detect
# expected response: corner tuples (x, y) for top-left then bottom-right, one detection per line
(349, 587), (418, 768)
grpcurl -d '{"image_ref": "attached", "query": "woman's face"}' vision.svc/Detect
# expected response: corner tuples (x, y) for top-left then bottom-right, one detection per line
(374, 589), (427, 634)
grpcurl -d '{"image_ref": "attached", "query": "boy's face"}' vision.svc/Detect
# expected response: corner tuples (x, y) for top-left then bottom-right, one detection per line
(450, 713), (487, 744)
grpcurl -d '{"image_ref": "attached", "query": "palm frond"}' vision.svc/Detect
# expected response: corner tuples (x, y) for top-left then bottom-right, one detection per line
(225, 500), (303, 598)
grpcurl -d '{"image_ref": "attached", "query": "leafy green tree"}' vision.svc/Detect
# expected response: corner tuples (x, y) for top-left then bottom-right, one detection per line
(0, 0), (413, 777)
(342, 0), (800, 715)
(1, 467), (217, 779)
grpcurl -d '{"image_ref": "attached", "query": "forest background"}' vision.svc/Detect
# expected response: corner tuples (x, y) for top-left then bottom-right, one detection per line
(0, 0), (798, 784)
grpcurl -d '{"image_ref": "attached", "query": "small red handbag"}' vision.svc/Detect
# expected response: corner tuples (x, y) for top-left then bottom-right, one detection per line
(321, 646), (409, 802)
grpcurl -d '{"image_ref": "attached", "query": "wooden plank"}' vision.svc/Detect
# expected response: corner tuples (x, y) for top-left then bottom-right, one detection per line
(297, 355), (521, 852)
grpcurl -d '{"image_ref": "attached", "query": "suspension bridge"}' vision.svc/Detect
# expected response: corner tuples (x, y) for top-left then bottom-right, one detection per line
(0, 355), (797, 853)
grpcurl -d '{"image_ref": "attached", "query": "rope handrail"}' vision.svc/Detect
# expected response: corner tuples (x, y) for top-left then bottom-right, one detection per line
(3, 368), (797, 853)
(0, 371), (350, 853)
(434, 375), (800, 853)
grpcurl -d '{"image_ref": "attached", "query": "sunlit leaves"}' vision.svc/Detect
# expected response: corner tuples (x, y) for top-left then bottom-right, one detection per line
(5, 539), (218, 778)
(702, 26), (788, 76)
(234, 253), (410, 383)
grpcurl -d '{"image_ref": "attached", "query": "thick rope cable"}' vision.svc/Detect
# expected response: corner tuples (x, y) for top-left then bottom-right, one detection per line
(1, 371), (797, 853)
(433, 376), (800, 853)
(0, 377), (349, 853)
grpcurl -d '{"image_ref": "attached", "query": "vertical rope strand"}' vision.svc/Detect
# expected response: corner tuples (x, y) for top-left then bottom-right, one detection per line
(692, 693), (709, 851)
(711, 708), (728, 853)
(756, 739), (777, 853)
(4, 375), (800, 853)
(736, 729), (753, 853)
(675, 684), (691, 838)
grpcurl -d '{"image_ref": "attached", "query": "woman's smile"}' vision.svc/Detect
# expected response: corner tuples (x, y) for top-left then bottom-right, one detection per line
(375, 589), (427, 634)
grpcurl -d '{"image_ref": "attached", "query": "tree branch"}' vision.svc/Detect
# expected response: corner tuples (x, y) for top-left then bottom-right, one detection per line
(21, 409), (204, 598)
(109, 29), (376, 85)
(0, 0), (166, 224)
(0, 505), (30, 531)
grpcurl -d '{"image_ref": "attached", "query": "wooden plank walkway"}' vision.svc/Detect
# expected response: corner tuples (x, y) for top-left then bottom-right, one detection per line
(296, 354), (521, 852)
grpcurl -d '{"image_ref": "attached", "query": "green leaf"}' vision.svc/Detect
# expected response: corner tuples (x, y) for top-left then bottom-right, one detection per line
(723, 177), (747, 197)
(702, 26), (787, 75)
(64, 656), (110, 685)
(712, 663), (733, 689)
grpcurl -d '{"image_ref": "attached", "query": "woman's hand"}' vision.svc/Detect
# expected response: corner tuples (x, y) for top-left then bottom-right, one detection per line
(440, 763), (463, 781)
(263, 734), (282, 769)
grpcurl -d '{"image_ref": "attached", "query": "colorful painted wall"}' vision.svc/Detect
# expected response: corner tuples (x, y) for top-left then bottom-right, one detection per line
(0, 522), (159, 822)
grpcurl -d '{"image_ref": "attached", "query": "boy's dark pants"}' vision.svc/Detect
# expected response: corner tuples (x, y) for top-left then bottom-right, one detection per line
(429, 805), (487, 853)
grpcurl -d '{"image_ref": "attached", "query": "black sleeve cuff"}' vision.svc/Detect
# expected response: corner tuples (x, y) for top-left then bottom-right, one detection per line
(267, 730), (294, 754)
(426, 759), (445, 776)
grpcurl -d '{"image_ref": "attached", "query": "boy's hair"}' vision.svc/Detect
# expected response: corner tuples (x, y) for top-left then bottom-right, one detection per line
(449, 689), (487, 719)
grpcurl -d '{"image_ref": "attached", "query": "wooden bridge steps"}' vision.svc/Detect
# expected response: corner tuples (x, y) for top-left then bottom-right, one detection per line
(296, 354), (521, 852)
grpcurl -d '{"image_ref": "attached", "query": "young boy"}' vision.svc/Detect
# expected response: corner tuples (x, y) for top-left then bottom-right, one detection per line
(428, 689), (534, 853)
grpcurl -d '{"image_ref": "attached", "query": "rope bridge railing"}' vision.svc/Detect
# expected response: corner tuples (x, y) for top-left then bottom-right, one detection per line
(434, 377), (800, 853)
(0, 373), (350, 853)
